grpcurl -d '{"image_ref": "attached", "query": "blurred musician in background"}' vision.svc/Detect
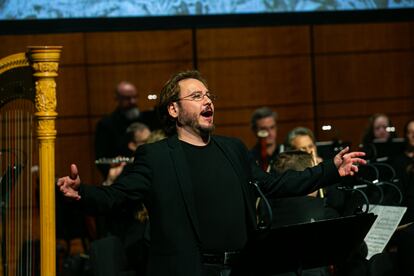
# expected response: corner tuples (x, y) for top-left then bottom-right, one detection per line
(249, 107), (280, 173)
(361, 113), (396, 145)
(95, 81), (144, 178)
(391, 119), (414, 224)
(285, 126), (323, 165)
(386, 119), (414, 276)
(101, 122), (151, 187)
(284, 126), (354, 211)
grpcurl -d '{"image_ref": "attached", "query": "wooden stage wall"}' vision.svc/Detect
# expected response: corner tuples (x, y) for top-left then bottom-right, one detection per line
(0, 21), (413, 184)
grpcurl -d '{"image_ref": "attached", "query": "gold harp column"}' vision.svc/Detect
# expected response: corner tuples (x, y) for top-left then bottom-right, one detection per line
(29, 46), (62, 276)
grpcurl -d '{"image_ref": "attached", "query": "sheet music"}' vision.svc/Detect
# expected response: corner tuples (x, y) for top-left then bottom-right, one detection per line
(364, 205), (407, 259)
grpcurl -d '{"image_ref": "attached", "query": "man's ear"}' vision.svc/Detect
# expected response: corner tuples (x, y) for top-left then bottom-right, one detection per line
(168, 102), (178, 119)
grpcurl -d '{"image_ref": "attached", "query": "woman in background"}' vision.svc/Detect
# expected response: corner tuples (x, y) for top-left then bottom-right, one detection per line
(362, 113), (396, 145)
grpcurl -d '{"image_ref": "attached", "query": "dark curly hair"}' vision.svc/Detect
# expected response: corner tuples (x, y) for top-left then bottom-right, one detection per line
(157, 70), (207, 136)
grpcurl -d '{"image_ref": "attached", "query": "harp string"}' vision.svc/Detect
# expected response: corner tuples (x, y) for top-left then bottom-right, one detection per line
(1, 99), (36, 276)
(0, 112), (2, 276)
(27, 110), (33, 276)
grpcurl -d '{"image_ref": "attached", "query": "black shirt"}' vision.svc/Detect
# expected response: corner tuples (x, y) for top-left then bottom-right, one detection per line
(181, 140), (247, 251)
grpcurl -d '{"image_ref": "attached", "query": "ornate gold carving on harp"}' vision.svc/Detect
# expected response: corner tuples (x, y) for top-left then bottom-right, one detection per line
(0, 47), (62, 276)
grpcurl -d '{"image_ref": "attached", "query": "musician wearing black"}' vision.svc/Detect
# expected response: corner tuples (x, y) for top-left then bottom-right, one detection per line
(58, 70), (366, 276)
(95, 81), (162, 176)
(249, 107), (280, 173)
(388, 119), (414, 276)
(391, 119), (414, 224)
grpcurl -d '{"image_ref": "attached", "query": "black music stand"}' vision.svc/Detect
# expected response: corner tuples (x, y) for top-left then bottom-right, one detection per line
(231, 213), (377, 276)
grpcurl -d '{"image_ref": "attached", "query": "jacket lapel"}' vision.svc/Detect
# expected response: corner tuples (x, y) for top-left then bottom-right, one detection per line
(167, 135), (201, 243)
(212, 136), (247, 184)
(212, 136), (258, 233)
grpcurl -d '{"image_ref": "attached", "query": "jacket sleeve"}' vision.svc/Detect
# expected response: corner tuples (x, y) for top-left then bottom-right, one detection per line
(224, 135), (341, 198)
(251, 153), (341, 197)
(79, 144), (152, 214)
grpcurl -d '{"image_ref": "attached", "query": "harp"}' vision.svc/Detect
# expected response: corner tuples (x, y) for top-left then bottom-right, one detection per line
(0, 46), (62, 276)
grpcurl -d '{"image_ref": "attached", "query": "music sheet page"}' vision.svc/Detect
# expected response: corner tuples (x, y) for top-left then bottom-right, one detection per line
(364, 205), (407, 259)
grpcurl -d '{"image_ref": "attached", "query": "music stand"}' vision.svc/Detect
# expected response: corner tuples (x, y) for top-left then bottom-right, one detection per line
(232, 213), (376, 276)
(363, 138), (405, 162)
(316, 140), (351, 160)
(374, 139), (405, 159)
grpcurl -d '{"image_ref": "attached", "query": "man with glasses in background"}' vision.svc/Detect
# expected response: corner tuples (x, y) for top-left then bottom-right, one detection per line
(249, 107), (280, 173)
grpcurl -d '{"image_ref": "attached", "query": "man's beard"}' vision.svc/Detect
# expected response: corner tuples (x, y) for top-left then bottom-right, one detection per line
(123, 107), (140, 121)
(177, 108), (215, 136)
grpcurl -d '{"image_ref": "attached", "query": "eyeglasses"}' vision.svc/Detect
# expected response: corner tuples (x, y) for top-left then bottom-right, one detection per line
(176, 91), (217, 102)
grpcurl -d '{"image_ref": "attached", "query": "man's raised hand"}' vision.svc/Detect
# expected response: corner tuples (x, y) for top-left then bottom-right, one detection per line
(334, 147), (367, 177)
(57, 164), (81, 200)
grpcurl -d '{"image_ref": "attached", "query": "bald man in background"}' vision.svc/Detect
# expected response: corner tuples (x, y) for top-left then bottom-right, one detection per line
(95, 81), (144, 178)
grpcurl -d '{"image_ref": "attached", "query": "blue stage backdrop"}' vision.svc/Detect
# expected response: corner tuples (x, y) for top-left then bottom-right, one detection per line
(1, 0), (414, 20)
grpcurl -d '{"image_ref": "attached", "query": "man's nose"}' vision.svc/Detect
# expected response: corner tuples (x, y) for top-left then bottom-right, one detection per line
(203, 95), (213, 104)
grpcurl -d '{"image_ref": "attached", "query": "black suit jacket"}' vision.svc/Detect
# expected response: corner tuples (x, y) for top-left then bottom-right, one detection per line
(80, 134), (340, 276)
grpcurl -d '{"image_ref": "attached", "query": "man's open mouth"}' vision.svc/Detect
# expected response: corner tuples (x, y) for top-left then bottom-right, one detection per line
(200, 109), (213, 117)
